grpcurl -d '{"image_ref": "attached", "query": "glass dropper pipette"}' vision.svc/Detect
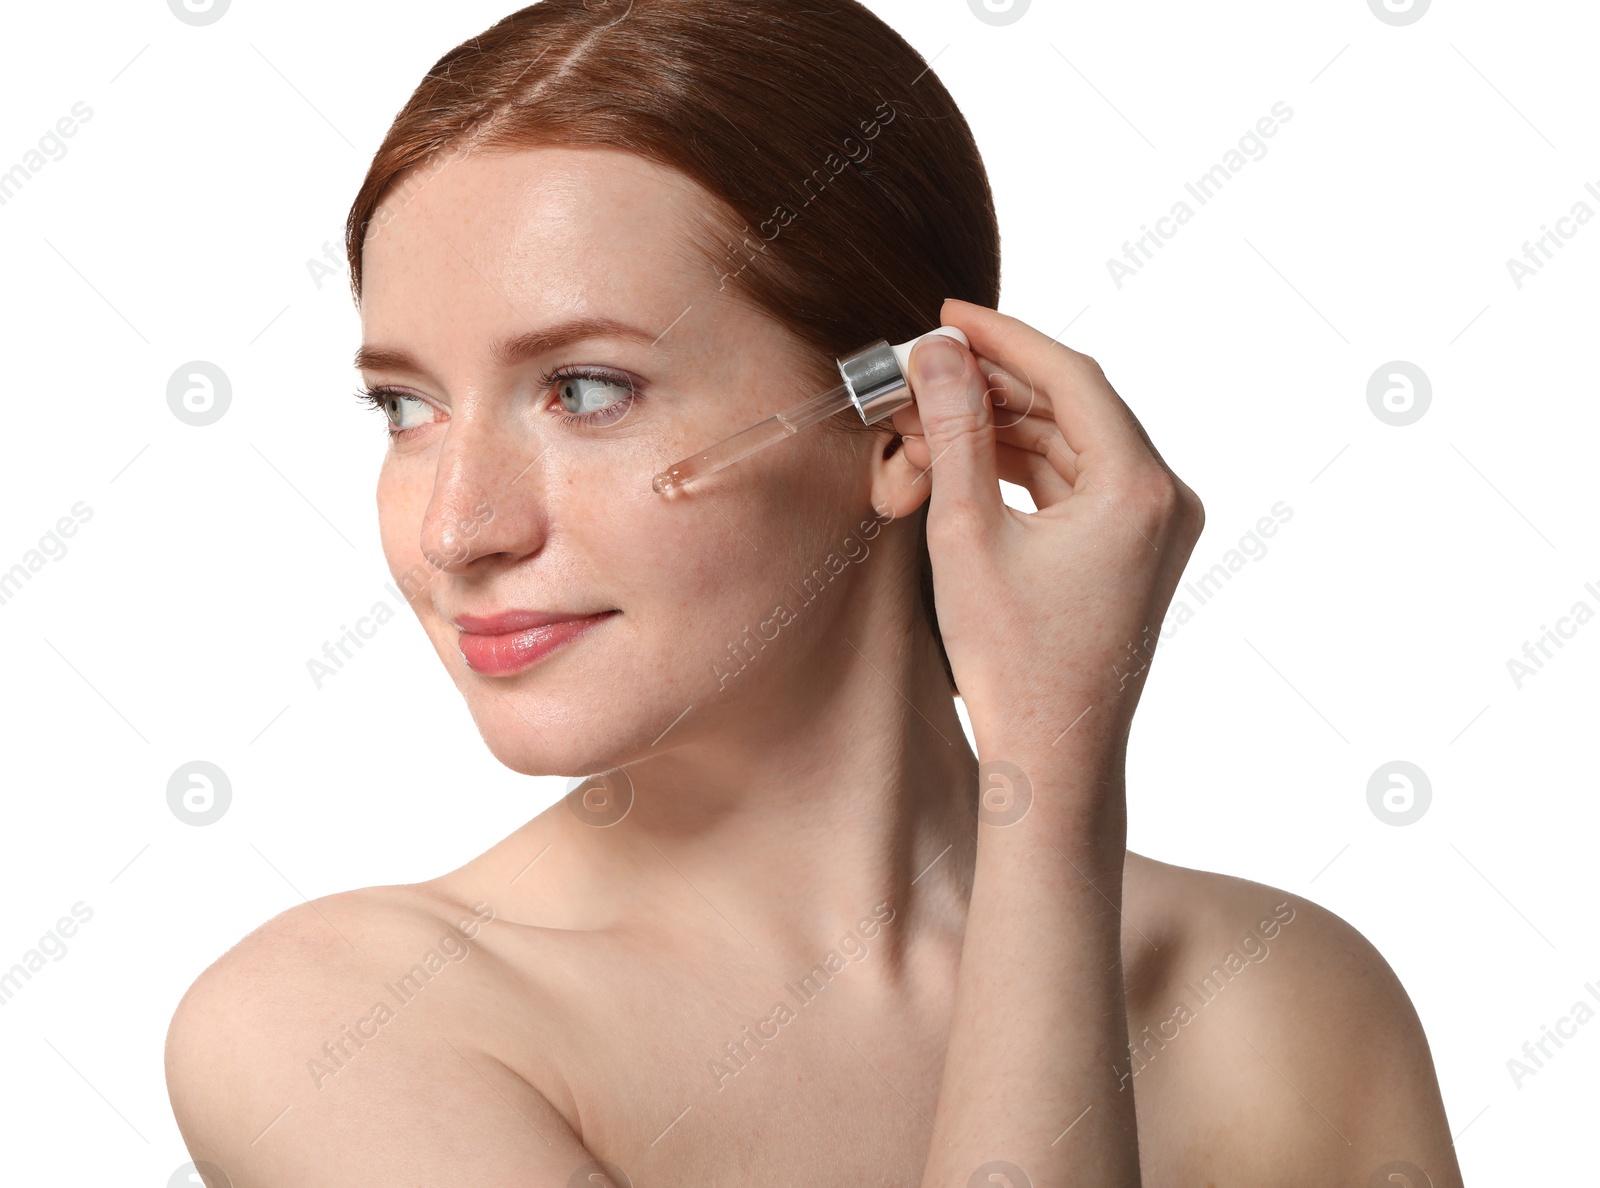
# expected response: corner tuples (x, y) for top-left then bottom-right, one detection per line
(651, 326), (969, 497)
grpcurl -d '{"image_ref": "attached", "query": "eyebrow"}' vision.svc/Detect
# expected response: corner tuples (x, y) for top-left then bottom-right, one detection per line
(354, 316), (665, 375)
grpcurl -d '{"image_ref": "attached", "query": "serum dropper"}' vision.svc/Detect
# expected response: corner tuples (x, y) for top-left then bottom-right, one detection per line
(651, 326), (969, 497)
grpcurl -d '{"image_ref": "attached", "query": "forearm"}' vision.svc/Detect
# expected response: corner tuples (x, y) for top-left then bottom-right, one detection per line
(918, 738), (1141, 1187)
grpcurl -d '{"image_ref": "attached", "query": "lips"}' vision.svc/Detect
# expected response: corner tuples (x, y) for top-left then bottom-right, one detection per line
(455, 609), (608, 635)
(456, 609), (618, 676)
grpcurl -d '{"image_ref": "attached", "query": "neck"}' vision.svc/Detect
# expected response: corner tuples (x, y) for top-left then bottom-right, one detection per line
(534, 614), (978, 985)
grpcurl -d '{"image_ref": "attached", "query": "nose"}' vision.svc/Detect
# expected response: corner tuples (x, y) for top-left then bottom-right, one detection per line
(417, 405), (550, 576)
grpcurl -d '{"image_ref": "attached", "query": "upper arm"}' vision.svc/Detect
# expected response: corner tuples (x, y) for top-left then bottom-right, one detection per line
(1229, 894), (1461, 1186)
(164, 896), (598, 1188)
(1138, 877), (1463, 1188)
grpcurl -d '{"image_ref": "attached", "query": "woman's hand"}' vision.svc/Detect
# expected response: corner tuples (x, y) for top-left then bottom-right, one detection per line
(894, 298), (1205, 775)
(898, 299), (1203, 1185)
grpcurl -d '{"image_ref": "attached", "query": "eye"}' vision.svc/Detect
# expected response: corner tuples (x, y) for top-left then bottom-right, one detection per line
(354, 365), (643, 442)
(354, 386), (439, 440)
(541, 365), (640, 429)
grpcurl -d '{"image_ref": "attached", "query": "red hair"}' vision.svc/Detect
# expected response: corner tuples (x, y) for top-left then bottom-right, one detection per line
(345, 0), (1002, 694)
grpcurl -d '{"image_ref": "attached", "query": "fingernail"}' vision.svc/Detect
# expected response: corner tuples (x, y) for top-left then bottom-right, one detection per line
(915, 338), (965, 383)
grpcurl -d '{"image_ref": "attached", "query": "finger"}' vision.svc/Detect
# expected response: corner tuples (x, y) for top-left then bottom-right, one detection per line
(993, 408), (1080, 487)
(891, 353), (1040, 439)
(899, 405), (1080, 484)
(993, 440), (1074, 508)
(977, 356), (1044, 430)
(907, 333), (1006, 532)
(939, 298), (1149, 463)
(900, 434), (1074, 510)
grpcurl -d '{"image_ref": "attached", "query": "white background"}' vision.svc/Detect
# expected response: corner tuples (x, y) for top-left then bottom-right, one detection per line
(0, 0), (1594, 1183)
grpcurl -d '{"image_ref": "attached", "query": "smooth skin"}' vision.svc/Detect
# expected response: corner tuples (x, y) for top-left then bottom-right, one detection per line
(165, 146), (1464, 1187)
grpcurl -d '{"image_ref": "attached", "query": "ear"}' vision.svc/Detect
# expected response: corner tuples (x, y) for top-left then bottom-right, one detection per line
(867, 424), (932, 523)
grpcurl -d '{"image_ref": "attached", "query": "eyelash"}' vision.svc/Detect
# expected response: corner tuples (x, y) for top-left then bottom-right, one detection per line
(354, 365), (642, 440)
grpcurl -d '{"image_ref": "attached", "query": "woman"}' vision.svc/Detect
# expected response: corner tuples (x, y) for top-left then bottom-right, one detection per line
(165, 2), (1463, 1184)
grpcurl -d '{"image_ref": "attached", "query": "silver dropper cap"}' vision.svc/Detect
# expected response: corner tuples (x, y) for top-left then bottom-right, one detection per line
(837, 326), (971, 425)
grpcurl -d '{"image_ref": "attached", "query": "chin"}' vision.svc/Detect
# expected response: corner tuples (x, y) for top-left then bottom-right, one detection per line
(464, 693), (641, 781)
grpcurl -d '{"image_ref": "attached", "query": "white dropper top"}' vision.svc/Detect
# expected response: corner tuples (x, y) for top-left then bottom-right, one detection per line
(891, 326), (970, 375)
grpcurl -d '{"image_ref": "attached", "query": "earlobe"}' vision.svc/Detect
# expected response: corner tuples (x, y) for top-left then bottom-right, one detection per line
(869, 434), (933, 524)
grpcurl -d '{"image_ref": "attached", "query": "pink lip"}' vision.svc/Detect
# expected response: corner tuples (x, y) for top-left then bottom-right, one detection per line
(456, 610), (618, 676)
(454, 609), (611, 635)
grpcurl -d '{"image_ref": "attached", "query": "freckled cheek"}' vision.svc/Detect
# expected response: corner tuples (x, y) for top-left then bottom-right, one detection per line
(573, 485), (733, 601)
(573, 472), (798, 626)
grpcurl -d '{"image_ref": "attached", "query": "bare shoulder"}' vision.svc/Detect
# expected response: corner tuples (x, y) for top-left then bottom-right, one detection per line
(164, 884), (594, 1186)
(1122, 852), (1464, 1188)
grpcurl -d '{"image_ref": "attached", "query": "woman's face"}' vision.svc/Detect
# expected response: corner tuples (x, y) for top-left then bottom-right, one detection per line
(358, 146), (901, 777)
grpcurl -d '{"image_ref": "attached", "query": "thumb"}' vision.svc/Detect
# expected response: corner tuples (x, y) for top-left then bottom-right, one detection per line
(908, 333), (1003, 530)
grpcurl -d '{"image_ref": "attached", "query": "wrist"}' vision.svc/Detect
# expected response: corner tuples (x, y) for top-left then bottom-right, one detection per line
(971, 695), (1134, 765)
(973, 744), (1128, 859)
